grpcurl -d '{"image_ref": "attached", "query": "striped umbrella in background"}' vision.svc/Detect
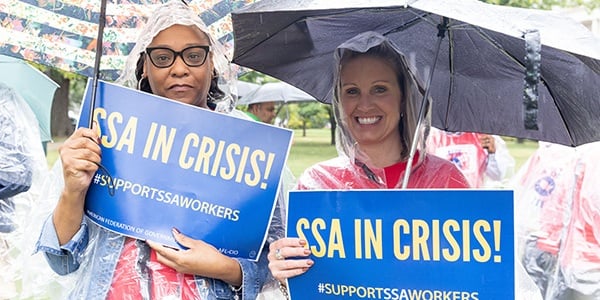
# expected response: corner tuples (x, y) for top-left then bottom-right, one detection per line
(0, 0), (257, 81)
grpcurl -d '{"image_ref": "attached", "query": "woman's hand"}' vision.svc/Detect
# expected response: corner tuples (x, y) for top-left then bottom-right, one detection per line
(59, 125), (102, 195)
(479, 134), (496, 154)
(268, 237), (313, 282)
(147, 228), (242, 286)
(53, 125), (102, 244)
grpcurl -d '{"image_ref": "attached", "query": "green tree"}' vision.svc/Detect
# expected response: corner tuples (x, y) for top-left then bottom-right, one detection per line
(238, 70), (277, 84)
(295, 102), (328, 136)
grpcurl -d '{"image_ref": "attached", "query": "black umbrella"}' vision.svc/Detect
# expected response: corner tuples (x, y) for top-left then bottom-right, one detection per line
(232, 0), (600, 147)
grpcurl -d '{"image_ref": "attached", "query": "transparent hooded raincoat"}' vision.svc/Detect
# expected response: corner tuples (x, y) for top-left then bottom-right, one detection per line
(0, 83), (57, 299)
(296, 31), (469, 190)
(513, 141), (600, 299)
(34, 1), (289, 299)
(0, 83), (46, 233)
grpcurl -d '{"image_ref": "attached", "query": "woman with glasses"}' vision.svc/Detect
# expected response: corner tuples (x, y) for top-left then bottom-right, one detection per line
(35, 1), (285, 299)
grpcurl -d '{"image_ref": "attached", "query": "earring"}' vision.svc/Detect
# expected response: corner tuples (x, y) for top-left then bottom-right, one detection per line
(137, 77), (145, 90)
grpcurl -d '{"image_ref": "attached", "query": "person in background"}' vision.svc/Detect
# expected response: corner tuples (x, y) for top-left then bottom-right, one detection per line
(0, 83), (51, 298)
(426, 127), (515, 188)
(246, 101), (277, 124)
(513, 141), (600, 300)
(34, 1), (285, 299)
(265, 31), (469, 291)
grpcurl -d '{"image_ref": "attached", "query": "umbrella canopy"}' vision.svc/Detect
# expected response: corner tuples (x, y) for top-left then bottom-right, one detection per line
(232, 0), (600, 147)
(234, 80), (261, 99)
(0, 55), (58, 142)
(0, 0), (256, 80)
(237, 81), (317, 105)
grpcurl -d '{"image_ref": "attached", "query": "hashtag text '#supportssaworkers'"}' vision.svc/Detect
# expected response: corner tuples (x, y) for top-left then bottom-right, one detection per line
(93, 174), (240, 221)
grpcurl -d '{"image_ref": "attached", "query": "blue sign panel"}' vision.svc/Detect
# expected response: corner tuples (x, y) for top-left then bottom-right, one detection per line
(78, 80), (292, 260)
(287, 189), (514, 299)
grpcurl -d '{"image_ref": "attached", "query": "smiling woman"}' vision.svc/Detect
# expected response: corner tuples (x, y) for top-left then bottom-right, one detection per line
(339, 54), (404, 168)
(265, 32), (470, 290)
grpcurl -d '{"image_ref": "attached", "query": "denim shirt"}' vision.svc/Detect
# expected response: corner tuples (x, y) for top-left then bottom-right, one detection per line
(35, 187), (287, 300)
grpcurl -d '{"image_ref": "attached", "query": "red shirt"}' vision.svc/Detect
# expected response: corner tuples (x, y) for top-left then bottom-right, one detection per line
(106, 238), (199, 299)
(297, 151), (470, 190)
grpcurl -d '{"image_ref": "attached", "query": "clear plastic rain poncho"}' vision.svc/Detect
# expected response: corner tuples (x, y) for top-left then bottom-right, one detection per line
(34, 1), (289, 299)
(513, 141), (600, 299)
(296, 31), (469, 190)
(0, 83), (63, 299)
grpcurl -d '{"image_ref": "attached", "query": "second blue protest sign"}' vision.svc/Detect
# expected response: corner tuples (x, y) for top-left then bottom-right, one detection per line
(78, 80), (292, 260)
(286, 189), (514, 299)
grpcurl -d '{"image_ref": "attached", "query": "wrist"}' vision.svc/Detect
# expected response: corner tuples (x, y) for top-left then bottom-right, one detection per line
(61, 188), (87, 202)
(221, 257), (243, 289)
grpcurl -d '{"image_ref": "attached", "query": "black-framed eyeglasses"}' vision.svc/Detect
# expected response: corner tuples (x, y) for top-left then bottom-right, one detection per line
(145, 45), (210, 68)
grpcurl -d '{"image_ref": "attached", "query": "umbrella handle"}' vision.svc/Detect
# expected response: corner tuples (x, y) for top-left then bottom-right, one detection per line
(401, 17), (448, 189)
(95, 162), (115, 196)
(85, 0), (115, 197)
(88, 0), (108, 129)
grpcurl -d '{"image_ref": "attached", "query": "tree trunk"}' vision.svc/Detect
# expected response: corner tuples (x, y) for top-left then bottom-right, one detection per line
(49, 74), (72, 138)
(302, 120), (307, 137)
(327, 106), (336, 145)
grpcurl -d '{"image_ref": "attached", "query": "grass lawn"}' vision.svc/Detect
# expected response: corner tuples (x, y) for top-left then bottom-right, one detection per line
(503, 137), (539, 172)
(286, 129), (539, 178)
(46, 129), (539, 179)
(287, 129), (338, 177)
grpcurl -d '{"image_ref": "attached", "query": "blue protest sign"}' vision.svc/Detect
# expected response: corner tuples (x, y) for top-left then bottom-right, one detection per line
(78, 79), (292, 260)
(287, 189), (514, 299)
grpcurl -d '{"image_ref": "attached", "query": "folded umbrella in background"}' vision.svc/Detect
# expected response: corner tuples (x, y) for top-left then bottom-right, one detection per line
(232, 0), (600, 147)
(0, 55), (58, 143)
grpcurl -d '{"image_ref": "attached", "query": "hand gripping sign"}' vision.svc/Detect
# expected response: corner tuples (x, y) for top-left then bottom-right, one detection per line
(286, 189), (515, 299)
(78, 80), (292, 260)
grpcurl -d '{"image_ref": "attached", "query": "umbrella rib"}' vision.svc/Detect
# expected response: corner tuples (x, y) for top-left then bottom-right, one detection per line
(457, 25), (573, 145)
(471, 24), (563, 109)
(444, 28), (454, 129)
(236, 8), (381, 61)
(471, 25), (526, 70)
(383, 12), (431, 35)
(237, 8), (432, 61)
